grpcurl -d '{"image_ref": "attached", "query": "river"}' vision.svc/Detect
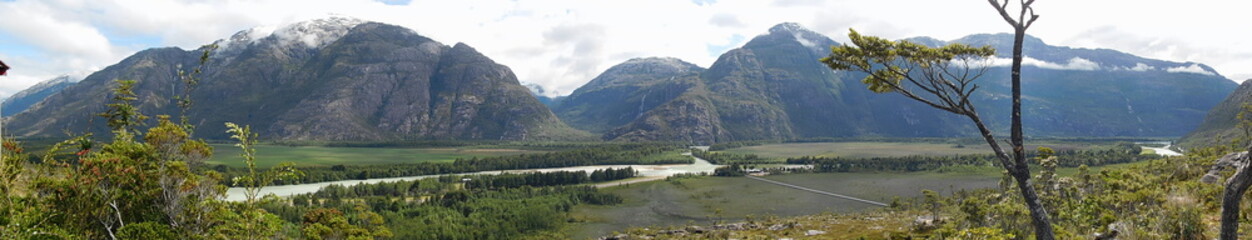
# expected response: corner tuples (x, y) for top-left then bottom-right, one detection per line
(225, 150), (719, 201)
(1137, 141), (1183, 157)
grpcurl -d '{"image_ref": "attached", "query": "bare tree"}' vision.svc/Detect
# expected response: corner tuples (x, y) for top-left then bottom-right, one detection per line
(821, 0), (1053, 239)
(986, 1), (1052, 239)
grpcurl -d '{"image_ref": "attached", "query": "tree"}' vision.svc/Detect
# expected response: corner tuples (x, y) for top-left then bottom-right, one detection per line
(98, 79), (148, 133)
(225, 122), (301, 239)
(820, 0), (1052, 238)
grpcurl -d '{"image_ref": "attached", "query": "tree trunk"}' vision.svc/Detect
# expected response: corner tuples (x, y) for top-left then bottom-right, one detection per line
(1221, 154), (1252, 240)
(1009, 20), (1055, 240)
(966, 107), (1054, 240)
(1013, 163), (1055, 240)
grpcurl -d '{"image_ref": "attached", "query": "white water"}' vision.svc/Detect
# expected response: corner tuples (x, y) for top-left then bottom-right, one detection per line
(225, 150), (719, 201)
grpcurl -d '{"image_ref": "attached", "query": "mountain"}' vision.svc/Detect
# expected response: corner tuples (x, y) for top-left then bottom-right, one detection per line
(554, 57), (706, 134)
(8, 17), (587, 141)
(935, 33), (1237, 137)
(2, 75), (78, 117)
(1179, 80), (1252, 149)
(558, 23), (1237, 143)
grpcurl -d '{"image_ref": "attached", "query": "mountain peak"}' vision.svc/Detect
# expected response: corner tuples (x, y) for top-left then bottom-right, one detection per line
(2, 74), (80, 117)
(743, 22), (835, 52)
(216, 16), (366, 52)
(768, 22), (810, 34)
(609, 57), (701, 74)
(272, 16), (365, 48)
(621, 57), (700, 70)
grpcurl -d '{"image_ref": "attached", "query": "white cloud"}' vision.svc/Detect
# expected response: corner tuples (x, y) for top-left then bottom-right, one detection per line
(1060, 25), (1247, 81)
(989, 57), (1101, 71)
(1166, 64), (1217, 76)
(708, 13), (746, 28)
(1127, 63), (1155, 72)
(1109, 63), (1156, 72)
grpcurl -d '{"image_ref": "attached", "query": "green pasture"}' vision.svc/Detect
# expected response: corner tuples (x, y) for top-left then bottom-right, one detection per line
(567, 159), (1147, 239)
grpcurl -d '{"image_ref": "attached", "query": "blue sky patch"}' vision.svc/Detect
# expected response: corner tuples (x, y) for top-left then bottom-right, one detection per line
(375, 0), (411, 6)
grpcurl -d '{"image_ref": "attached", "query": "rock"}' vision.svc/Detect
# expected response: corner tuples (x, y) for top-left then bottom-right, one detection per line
(685, 225), (706, 234)
(712, 223), (745, 231)
(805, 230), (826, 236)
(658, 229), (687, 235)
(597, 234), (629, 240)
(768, 224), (788, 231)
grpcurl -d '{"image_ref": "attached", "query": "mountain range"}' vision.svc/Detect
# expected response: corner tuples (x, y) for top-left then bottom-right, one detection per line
(554, 23), (1237, 143)
(5, 17), (586, 141)
(2, 75), (78, 117)
(4, 20), (1238, 143)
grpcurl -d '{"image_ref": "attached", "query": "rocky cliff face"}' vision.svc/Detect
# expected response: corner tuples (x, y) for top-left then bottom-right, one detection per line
(8, 18), (585, 141)
(560, 23), (1237, 143)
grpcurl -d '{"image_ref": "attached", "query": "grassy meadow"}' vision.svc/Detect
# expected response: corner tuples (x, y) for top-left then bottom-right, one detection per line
(567, 157), (1150, 239)
(206, 144), (543, 168)
(567, 172), (999, 239)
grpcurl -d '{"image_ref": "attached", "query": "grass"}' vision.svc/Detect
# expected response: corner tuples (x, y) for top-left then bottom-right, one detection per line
(206, 144), (542, 168)
(567, 160), (1147, 239)
(567, 172), (999, 239)
(717, 141), (1108, 160)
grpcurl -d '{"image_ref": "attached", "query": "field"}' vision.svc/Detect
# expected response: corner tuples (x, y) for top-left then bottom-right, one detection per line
(206, 144), (542, 168)
(718, 141), (1107, 160)
(567, 158), (1149, 239)
(566, 172), (999, 239)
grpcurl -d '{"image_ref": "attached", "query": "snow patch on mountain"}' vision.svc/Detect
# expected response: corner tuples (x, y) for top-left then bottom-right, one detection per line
(274, 16), (364, 48)
(19, 75), (76, 94)
(769, 22), (827, 51)
(793, 32), (817, 48)
(214, 16), (364, 52)
(215, 25), (277, 51)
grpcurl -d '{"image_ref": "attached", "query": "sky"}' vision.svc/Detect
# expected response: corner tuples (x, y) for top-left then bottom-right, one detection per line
(0, 0), (1248, 98)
